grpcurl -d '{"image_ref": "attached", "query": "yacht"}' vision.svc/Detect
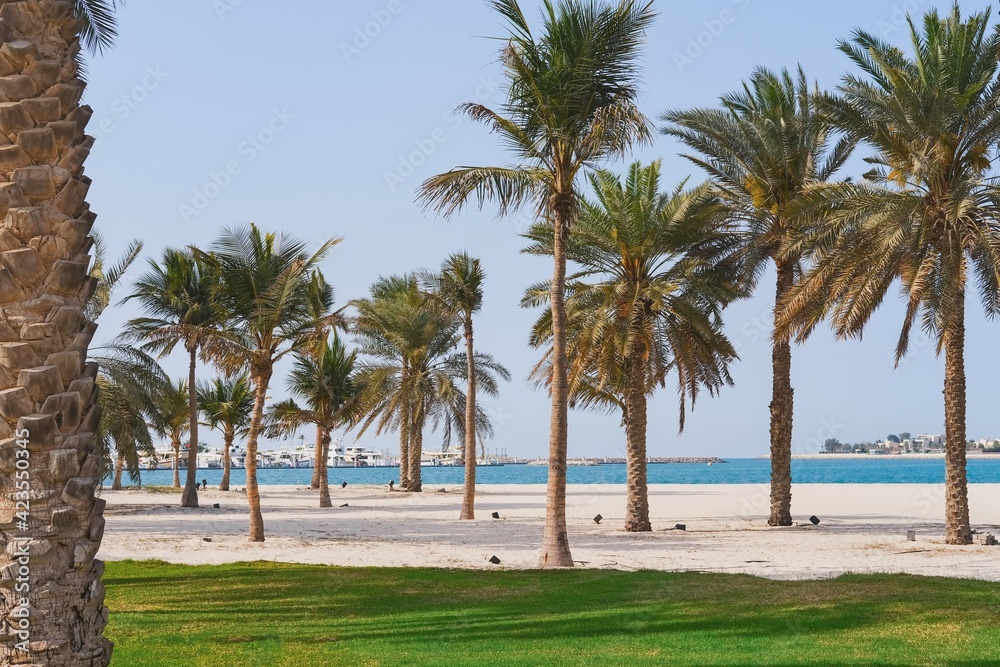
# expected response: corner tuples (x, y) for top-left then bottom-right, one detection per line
(197, 452), (224, 469)
(329, 441), (395, 467)
(421, 450), (462, 467)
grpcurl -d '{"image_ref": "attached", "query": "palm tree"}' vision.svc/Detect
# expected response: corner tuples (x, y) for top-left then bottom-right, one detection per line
(102, 378), (154, 490)
(95, 345), (168, 490)
(149, 379), (191, 489)
(778, 5), (1000, 545)
(300, 271), (346, 489)
(85, 233), (163, 491)
(198, 375), (254, 491)
(351, 275), (443, 491)
(123, 249), (221, 508)
(419, 0), (656, 567)
(661, 67), (853, 527)
(197, 225), (339, 542)
(0, 1), (125, 663)
(353, 275), (509, 492)
(422, 253), (487, 519)
(524, 162), (739, 531)
(87, 232), (142, 321)
(266, 337), (359, 507)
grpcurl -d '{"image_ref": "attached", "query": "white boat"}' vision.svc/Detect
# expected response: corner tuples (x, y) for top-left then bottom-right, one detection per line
(229, 445), (247, 469)
(197, 452), (223, 469)
(476, 457), (503, 466)
(153, 447), (188, 470)
(260, 449), (315, 469)
(421, 451), (461, 467)
(330, 441), (395, 467)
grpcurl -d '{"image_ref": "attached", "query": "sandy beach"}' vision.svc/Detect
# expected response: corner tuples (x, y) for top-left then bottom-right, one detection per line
(97, 483), (1000, 581)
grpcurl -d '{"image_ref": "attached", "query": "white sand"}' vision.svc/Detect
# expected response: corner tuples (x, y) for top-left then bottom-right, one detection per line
(99, 483), (1000, 580)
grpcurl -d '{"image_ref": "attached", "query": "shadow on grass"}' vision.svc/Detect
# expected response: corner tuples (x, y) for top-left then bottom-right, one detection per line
(104, 562), (1000, 666)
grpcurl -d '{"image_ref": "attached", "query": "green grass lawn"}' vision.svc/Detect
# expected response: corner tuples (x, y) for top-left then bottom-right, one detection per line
(104, 561), (1000, 666)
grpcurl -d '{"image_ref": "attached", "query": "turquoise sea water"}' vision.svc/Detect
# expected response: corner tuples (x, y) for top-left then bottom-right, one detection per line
(124, 457), (1000, 486)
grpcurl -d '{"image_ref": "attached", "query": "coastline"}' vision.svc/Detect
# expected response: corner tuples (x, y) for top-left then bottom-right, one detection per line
(784, 453), (1000, 460)
(100, 483), (1000, 581)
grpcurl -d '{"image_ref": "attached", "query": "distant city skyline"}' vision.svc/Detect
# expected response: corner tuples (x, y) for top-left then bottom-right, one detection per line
(84, 1), (1000, 458)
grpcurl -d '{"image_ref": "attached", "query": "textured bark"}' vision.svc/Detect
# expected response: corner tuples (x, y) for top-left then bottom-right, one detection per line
(0, 2), (113, 663)
(459, 319), (477, 520)
(540, 197), (574, 567)
(112, 453), (124, 491)
(768, 261), (795, 527)
(318, 431), (332, 508)
(310, 423), (322, 489)
(219, 430), (232, 491)
(624, 360), (651, 532)
(943, 294), (972, 545)
(398, 390), (410, 490)
(171, 435), (180, 489)
(244, 368), (271, 542)
(180, 346), (199, 508)
(408, 408), (423, 493)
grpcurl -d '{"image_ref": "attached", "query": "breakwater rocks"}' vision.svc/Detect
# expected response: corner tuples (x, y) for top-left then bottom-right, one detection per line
(525, 457), (726, 466)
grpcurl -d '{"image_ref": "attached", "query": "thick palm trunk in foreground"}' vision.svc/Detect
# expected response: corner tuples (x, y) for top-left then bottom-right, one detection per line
(943, 296), (972, 545)
(768, 262), (795, 527)
(245, 370), (271, 541)
(180, 347), (199, 507)
(0, 2), (113, 663)
(624, 362), (651, 532)
(319, 432), (332, 508)
(460, 321), (477, 519)
(540, 203), (574, 567)
(220, 433), (232, 491)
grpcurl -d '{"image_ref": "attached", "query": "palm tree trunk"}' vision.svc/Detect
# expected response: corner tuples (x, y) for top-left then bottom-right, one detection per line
(408, 408), (424, 493)
(220, 430), (233, 491)
(0, 3), (114, 663)
(181, 347), (200, 508)
(540, 197), (574, 567)
(624, 360), (651, 532)
(399, 391), (411, 490)
(768, 260), (795, 527)
(319, 432), (333, 508)
(113, 453), (125, 491)
(460, 319), (478, 519)
(311, 423), (323, 489)
(172, 436), (181, 489)
(245, 369), (272, 542)
(943, 294), (972, 545)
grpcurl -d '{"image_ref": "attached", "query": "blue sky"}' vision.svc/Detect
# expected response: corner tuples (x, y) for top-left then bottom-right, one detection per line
(83, 0), (1000, 458)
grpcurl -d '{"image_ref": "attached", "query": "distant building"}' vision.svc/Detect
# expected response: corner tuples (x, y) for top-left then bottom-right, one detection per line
(911, 434), (943, 452)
